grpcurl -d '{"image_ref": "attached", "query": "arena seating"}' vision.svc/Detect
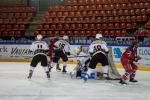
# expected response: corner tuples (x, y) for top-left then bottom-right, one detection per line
(35, 0), (150, 37)
(0, 7), (36, 37)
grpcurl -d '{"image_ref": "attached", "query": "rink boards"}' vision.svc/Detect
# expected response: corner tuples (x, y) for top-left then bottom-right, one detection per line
(0, 44), (150, 71)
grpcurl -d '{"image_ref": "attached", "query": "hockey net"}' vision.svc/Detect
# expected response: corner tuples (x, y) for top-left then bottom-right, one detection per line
(107, 47), (121, 79)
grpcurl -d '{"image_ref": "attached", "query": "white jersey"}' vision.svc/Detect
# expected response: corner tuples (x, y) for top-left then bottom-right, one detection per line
(30, 40), (49, 55)
(54, 40), (70, 53)
(77, 52), (88, 66)
(88, 40), (109, 55)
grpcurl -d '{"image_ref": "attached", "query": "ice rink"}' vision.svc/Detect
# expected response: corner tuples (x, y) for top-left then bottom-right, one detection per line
(0, 62), (150, 100)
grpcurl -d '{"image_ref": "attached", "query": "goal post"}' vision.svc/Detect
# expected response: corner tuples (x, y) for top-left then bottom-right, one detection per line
(107, 47), (122, 79)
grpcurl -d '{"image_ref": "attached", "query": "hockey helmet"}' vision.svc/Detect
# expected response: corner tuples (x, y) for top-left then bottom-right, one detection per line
(96, 34), (103, 39)
(36, 34), (43, 40)
(63, 35), (69, 40)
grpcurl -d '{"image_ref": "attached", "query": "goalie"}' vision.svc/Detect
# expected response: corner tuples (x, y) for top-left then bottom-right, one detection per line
(70, 46), (90, 78)
(119, 40), (141, 85)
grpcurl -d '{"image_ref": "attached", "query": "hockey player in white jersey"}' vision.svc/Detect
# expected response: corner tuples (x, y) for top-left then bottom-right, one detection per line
(27, 34), (50, 79)
(84, 34), (110, 81)
(51, 35), (71, 73)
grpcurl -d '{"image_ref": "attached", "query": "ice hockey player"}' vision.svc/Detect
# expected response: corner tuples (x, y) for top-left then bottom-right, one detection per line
(47, 36), (61, 72)
(70, 46), (90, 78)
(119, 40), (141, 85)
(50, 35), (71, 73)
(27, 34), (50, 79)
(84, 33), (110, 81)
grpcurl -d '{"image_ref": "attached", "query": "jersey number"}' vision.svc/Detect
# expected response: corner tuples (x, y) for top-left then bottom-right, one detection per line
(37, 44), (43, 49)
(94, 45), (102, 52)
(59, 43), (65, 49)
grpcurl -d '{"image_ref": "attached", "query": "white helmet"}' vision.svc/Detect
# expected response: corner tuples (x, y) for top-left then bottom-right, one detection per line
(96, 34), (103, 39)
(36, 34), (43, 40)
(63, 35), (69, 40)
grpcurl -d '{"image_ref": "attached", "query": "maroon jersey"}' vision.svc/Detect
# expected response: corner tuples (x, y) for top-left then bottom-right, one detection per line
(121, 46), (137, 62)
(49, 38), (59, 52)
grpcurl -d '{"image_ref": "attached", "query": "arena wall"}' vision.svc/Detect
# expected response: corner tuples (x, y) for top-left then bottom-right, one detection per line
(0, 44), (150, 71)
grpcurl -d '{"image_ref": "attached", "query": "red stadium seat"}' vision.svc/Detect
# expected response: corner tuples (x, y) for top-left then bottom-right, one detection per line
(110, 30), (115, 36)
(63, 12), (68, 16)
(66, 6), (72, 11)
(121, 30), (127, 36)
(43, 24), (49, 30)
(64, 24), (70, 30)
(103, 5), (109, 10)
(96, 24), (101, 30)
(120, 23), (126, 29)
(79, 6), (84, 11)
(80, 31), (85, 36)
(76, 24), (82, 30)
(106, 10), (111, 16)
(50, 24), (56, 30)
(91, 5), (96, 10)
(100, 11), (105, 16)
(88, 11), (93, 16)
(109, 4), (114, 10)
(83, 24), (89, 30)
(73, 0), (77, 5)
(69, 11), (75, 16)
(108, 23), (114, 29)
(84, 17), (90, 22)
(70, 24), (76, 30)
(97, 5), (102, 10)
(94, 11), (99, 16)
(115, 23), (120, 29)
(85, 5), (90, 10)
(40, 31), (46, 36)
(57, 12), (62, 17)
(66, 17), (71, 22)
(57, 24), (63, 30)
(47, 31), (53, 36)
(89, 0), (94, 4)
(59, 17), (65, 23)
(115, 30), (121, 36)
(60, 31), (65, 36)
(72, 6), (78, 10)
(89, 24), (95, 30)
(90, 17), (95, 22)
(20, 25), (26, 30)
(76, 11), (81, 16)
(53, 18), (59, 23)
(83, 0), (88, 4)
(72, 17), (78, 22)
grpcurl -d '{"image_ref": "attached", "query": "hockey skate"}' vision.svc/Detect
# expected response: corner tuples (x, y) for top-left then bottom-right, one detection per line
(119, 79), (127, 85)
(62, 66), (67, 73)
(83, 74), (89, 82)
(56, 64), (61, 72)
(46, 71), (50, 79)
(129, 78), (138, 82)
(27, 70), (33, 79)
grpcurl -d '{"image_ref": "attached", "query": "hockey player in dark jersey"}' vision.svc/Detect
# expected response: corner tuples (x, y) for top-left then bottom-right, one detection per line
(27, 34), (50, 79)
(47, 36), (61, 72)
(50, 35), (71, 73)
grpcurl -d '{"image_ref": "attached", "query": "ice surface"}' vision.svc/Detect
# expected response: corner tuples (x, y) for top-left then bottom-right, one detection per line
(0, 62), (150, 100)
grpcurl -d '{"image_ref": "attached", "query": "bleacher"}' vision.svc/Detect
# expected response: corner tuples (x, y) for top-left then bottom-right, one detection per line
(0, 1), (36, 38)
(34, 0), (150, 37)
